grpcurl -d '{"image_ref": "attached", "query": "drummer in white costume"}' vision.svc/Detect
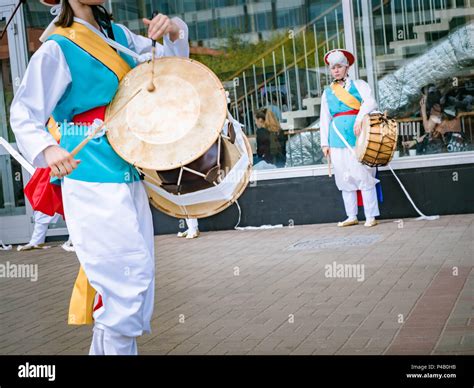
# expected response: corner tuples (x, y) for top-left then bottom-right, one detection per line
(10, 0), (189, 355)
(320, 49), (380, 227)
(177, 219), (200, 239)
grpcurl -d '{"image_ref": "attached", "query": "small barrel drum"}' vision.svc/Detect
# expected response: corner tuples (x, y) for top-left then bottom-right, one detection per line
(355, 112), (398, 167)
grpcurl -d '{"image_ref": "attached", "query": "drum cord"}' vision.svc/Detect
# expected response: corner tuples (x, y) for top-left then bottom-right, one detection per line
(387, 165), (439, 221)
(233, 200), (242, 229)
(332, 121), (439, 221)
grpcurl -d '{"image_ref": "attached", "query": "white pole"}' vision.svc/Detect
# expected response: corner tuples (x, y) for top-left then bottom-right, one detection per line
(361, 0), (379, 101)
(342, 0), (359, 78)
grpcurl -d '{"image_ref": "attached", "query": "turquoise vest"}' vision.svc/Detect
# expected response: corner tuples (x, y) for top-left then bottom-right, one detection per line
(47, 23), (140, 184)
(325, 81), (362, 148)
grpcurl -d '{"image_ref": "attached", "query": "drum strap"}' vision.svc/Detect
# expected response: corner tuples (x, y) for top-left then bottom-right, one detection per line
(50, 22), (131, 82)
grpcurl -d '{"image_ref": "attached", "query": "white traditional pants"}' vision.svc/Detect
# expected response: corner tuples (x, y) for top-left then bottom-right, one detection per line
(341, 189), (380, 219)
(331, 147), (380, 219)
(89, 323), (137, 355)
(62, 178), (155, 355)
(29, 211), (60, 245)
(186, 218), (198, 232)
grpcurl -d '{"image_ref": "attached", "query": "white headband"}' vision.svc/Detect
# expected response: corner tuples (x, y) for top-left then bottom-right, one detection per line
(327, 50), (349, 68)
(39, 3), (62, 43)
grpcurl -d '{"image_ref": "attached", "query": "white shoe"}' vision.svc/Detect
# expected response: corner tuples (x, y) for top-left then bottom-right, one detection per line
(186, 229), (200, 239)
(337, 217), (359, 227)
(364, 218), (378, 227)
(177, 230), (188, 238)
(0, 241), (12, 251)
(61, 239), (75, 252)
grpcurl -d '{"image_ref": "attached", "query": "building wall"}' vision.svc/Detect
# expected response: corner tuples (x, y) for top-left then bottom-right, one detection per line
(149, 163), (474, 234)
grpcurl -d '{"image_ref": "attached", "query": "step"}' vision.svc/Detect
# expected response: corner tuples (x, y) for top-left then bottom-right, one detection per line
(281, 97), (321, 130)
(434, 7), (474, 19)
(389, 21), (450, 55)
(413, 19), (450, 35)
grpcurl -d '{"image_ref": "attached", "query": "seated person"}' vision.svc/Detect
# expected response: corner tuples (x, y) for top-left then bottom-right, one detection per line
(254, 108), (287, 168)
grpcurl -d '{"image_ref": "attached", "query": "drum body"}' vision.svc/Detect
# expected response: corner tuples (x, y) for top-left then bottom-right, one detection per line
(143, 134), (253, 219)
(105, 57), (252, 219)
(355, 113), (398, 167)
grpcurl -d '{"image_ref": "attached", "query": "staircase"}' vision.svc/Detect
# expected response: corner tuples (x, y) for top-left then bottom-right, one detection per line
(377, 5), (474, 73)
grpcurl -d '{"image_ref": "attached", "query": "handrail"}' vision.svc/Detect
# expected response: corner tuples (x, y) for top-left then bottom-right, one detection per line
(230, 30), (338, 109)
(225, 0), (392, 83)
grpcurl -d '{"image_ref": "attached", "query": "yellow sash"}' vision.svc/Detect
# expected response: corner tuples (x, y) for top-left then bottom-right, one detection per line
(51, 22), (131, 82)
(51, 23), (132, 326)
(330, 82), (362, 111)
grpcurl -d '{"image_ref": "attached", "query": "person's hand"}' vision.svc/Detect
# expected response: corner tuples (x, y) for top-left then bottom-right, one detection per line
(354, 121), (362, 136)
(143, 13), (180, 41)
(322, 146), (330, 158)
(44, 145), (80, 179)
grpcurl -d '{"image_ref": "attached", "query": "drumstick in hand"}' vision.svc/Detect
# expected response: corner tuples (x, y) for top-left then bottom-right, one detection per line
(49, 89), (143, 177)
(147, 11), (159, 92)
(328, 153), (332, 177)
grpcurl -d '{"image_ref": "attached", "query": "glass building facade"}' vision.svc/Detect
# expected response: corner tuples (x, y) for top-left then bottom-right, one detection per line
(0, 0), (473, 242)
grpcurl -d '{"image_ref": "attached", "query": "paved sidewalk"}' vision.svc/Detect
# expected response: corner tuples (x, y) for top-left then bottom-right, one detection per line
(0, 214), (472, 355)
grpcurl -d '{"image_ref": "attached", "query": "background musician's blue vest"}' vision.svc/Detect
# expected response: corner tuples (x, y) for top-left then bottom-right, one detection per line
(325, 81), (362, 148)
(47, 23), (140, 183)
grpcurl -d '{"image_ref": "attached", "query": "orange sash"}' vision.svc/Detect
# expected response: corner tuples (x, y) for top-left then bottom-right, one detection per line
(330, 82), (362, 111)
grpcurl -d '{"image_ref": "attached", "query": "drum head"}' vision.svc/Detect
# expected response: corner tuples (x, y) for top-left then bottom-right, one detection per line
(106, 57), (228, 170)
(144, 136), (253, 219)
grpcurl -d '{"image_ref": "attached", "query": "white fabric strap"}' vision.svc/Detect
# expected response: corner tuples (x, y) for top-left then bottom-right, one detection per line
(331, 121), (359, 158)
(72, 18), (151, 63)
(0, 137), (35, 175)
(144, 112), (250, 207)
(40, 12), (151, 63)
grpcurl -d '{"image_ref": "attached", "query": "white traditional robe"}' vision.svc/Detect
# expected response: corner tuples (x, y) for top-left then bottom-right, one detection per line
(10, 17), (190, 353)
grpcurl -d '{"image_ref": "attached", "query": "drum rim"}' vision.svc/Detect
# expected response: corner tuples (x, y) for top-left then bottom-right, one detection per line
(106, 57), (228, 171)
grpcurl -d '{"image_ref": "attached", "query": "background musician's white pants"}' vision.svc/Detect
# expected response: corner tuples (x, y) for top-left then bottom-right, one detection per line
(342, 189), (380, 219)
(89, 323), (137, 355)
(30, 211), (60, 245)
(186, 218), (198, 232)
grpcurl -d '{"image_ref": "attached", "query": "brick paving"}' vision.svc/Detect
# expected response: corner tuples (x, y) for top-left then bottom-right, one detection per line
(0, 214), (472, 355)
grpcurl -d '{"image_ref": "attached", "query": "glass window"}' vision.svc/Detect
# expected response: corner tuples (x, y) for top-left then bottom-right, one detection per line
(355, 0), (474, 161)
(19, 0), (474, 172)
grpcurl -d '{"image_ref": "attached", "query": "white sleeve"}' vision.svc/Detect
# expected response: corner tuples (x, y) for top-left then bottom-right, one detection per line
(319, 91), (331, 148)
(118, 17), (189, 59)
(9, 40), (72, 168)
(353, 79), (378, 123)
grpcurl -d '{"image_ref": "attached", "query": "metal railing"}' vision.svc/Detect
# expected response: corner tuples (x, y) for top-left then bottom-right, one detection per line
(226, 2), (344, 135)
(227, 0), (470, 137)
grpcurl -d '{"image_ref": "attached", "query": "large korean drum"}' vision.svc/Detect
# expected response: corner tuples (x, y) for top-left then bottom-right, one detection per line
(105, 57), (252, 219)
